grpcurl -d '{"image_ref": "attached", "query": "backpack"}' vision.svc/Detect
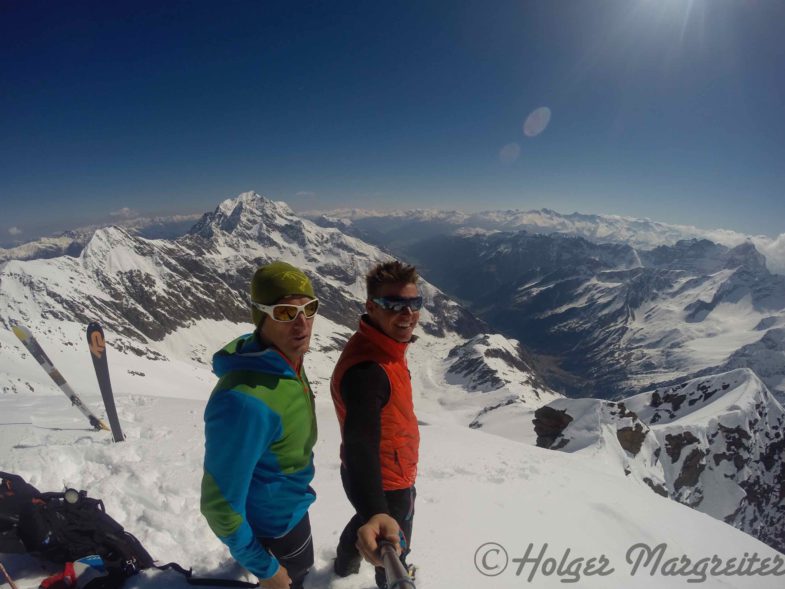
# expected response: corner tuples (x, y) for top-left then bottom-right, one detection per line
(1, 471), (153, 588)
(0, 471), (39, 553)
(0, 471), (258, 588)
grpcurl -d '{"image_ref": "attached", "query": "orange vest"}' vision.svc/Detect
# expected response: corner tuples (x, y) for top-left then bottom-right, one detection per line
(331, 317), (420, 490)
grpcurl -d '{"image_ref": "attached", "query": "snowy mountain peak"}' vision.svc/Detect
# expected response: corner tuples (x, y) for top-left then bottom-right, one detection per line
(649, 238), (767, 274)
(446, 333), (544, 394)
(83, 225), (135, 249)
(0, 193), (529, 382)
(191, 192), (298, 240)
(726, 241), (768, 272)
(79, 226), (154, 276)
(217, 191), (291, 216)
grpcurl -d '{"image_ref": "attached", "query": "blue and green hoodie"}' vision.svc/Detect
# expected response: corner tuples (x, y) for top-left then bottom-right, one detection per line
(200, 333), (317, 580)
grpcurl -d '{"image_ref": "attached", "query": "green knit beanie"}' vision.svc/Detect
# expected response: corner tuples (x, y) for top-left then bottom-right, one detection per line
(250, 261), (315, 325)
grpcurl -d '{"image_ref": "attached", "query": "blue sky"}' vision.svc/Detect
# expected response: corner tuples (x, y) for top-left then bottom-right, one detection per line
(2, 0), (784, 245)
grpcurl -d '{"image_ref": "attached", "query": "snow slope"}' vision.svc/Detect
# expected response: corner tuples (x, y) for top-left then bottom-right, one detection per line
(531, 369), (785, 555)
(1, 330), (783, 589)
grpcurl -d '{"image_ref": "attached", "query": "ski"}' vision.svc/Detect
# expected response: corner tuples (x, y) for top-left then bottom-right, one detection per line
(87, 322), (125, 443)
(10, 322), (109, 432)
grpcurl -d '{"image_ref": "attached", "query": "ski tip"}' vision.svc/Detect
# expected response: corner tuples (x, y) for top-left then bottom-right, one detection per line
(10, 323), (29, 341)
(88, 328), (107, 359)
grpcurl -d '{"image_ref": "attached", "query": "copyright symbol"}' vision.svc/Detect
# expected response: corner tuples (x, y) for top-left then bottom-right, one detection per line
(474, 542), (508, 577)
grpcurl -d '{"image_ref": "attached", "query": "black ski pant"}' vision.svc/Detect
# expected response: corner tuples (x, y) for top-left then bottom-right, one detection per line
(259, 512), (313, 589)
(337, 466), (416, 589)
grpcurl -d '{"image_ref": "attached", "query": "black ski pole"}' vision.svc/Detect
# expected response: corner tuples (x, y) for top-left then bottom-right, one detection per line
(380, 541), (416, 589)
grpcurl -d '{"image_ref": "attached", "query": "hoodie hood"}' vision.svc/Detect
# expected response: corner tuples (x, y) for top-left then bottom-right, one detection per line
(212, 333), (297, 379)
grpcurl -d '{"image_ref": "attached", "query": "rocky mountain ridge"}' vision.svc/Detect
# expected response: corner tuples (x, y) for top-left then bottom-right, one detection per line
(533, 368), (785, 553)
(0, 214), (201, 266)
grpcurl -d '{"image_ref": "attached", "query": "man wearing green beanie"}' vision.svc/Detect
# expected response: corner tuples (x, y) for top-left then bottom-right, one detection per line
(201, 261), (319, 589)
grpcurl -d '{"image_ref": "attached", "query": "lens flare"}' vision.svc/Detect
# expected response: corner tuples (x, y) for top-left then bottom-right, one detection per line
(499, 142), (521, 163)
(523, 107), (552, 137)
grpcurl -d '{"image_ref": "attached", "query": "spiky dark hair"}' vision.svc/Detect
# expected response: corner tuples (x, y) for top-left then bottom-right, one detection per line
(365, 261), (419, 298)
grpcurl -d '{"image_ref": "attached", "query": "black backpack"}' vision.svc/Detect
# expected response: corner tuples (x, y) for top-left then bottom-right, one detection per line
(0, 471), (258, 588)
(0, 470), (39, 554)
(0, 471), (153, 587)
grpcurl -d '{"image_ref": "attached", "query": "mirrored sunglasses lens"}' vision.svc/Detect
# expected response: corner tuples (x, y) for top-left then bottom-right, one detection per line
(272, 305), (299, 321)
(375, 298), (394, 311)
(379, 297), (422, 312)
(304, 300), (319, 317)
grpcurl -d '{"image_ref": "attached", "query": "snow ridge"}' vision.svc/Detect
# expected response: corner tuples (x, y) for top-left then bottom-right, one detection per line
(536, 368), (785, 553)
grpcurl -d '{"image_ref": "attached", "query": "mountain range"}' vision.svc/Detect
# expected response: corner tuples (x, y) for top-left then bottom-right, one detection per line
(0, 214), (201, 265)
(310, 209), (785, 403)
(2, 191), (784, 562)
(306, 206), (785, 275)
(0, 192), (552, 417)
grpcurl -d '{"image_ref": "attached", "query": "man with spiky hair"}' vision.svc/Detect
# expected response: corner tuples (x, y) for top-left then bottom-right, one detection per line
(201, 261), (320, 589)
(331, 260), (422, 588)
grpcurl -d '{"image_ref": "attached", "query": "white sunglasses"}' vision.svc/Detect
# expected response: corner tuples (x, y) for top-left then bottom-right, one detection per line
(251, 299), (320, 322)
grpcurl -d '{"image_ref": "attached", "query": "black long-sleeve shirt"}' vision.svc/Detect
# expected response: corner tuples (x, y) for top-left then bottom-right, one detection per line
(340, 361), (391, 520)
